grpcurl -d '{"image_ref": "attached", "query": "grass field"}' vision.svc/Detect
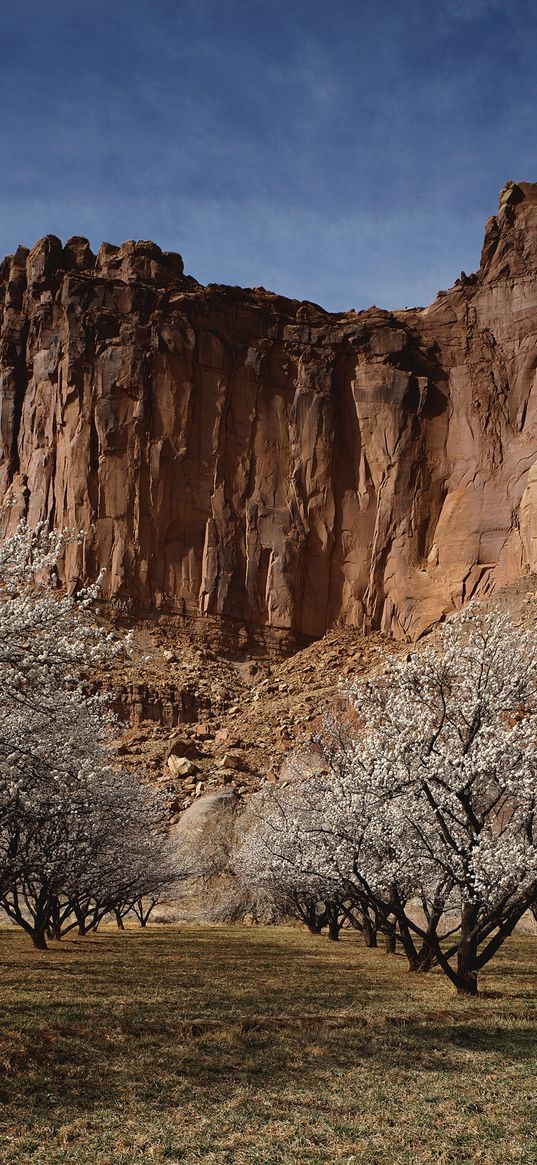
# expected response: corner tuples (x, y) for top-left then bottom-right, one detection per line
(0, 925), (536, 1165)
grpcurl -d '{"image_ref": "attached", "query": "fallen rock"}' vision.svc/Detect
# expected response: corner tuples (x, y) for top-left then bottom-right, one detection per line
(163, 649), (178, 663)
(167, 755), (197, 778)
(194, 722), (213, 739)
(217, 752), (245, 771)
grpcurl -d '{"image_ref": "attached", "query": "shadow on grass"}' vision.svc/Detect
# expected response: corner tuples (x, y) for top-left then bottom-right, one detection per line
(1, 926), (536, 1124)
(2, 1001), (536, 1117)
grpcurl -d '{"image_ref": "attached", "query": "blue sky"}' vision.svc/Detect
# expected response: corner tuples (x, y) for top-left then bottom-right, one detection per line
(0, 0), (536, 310)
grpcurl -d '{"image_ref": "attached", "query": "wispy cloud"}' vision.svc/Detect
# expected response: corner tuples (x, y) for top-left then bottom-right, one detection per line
(0, 0), (535, 310)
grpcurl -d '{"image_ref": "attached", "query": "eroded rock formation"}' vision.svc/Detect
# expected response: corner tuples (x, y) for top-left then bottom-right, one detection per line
(2, 181), (537, 640)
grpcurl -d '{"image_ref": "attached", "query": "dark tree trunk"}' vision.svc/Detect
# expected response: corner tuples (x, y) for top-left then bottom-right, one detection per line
(132, 898), (158, 927)
(49, 897), (62, 940)
(394, 915), (421, 971)
(384, 932), (396, 955)
(31, 887), (53, 951)
(88, 903), (105, 932)
(74, 903), (89, 936)
(415, 942), (435, 972)
(325, 902), (344, 941)
(456, 903), (479, 995)
(0, 887), (52, 950)
(457, 968), (478, 996)
(385, 887), (423, 971)
(362, 917), (378, 948)
(303, 902), (327, 934)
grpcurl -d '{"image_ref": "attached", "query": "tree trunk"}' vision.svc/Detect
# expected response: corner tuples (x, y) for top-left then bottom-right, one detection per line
(133, 898), (158, 927)
(415, 942), (435, 972)
(32, 888), (53, 951)
(385, 889), (422, 971)
(457, 967), (478, 996)
(362, 917), (378, 948)
(74, 904), (89, 936)
(456, 903), (479, 995)
(385, 932), (396, 955)
(304, 903), (327, 934)
(48, 896), (61, 940)
(394, 916), (421, 971)
(328, 920), (340, 941)
(114, 909), (125, 930)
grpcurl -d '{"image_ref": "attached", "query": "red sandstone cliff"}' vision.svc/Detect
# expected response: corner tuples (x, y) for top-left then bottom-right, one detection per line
(2, 180), (537, 641)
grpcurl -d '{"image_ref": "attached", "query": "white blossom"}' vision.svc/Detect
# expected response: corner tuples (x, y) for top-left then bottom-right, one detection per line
(238, 607), (537, 993)
(0, 525), (179, 947)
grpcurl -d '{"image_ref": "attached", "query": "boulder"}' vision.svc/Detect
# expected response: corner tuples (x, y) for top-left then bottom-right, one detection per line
(217, 751), (248, 771)
(172, 788), (239, 830)
(167, 755), (197, 778)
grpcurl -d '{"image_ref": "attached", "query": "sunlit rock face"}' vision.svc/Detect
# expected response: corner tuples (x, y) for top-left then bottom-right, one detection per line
(2, 182), (537, 642)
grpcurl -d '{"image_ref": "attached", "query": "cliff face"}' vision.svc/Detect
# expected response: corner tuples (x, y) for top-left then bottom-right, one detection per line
(2, 180), (537, 641)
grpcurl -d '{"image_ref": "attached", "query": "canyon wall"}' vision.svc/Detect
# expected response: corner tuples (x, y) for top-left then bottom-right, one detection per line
(2, 180), (537, 641)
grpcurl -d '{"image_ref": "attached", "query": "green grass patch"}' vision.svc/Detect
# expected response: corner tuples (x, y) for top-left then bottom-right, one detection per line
(0, 925), (536, 1163)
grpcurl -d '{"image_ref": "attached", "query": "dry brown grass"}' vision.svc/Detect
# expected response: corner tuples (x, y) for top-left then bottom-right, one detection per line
(0, 924), (536, 1164)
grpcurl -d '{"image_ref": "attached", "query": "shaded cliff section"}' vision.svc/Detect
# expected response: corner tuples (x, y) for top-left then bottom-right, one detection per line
(2, 180), (537, 642)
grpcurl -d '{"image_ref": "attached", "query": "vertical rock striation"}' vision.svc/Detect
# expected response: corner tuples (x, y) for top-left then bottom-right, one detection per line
(2, 182), (537, 641)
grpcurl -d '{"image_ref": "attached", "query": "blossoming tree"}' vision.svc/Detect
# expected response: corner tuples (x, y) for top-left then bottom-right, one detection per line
(0, 525), (179, 948)
(238, 607), (537, 995)
(346, 607), (537, 993)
